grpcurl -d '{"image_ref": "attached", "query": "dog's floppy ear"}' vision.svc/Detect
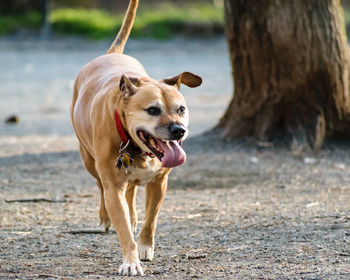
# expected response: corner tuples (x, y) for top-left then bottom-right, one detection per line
(119, 75), (139, 98)
(162, 72), (202, 89)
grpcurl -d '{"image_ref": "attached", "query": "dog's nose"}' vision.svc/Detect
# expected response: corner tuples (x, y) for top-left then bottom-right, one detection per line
(169, 123), (186, 140)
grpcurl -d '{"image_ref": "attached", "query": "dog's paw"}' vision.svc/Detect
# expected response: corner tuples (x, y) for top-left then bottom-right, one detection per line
(99, 218), (111, 232)
(118, 261), (143, 276)
(138, 243), (154, 261)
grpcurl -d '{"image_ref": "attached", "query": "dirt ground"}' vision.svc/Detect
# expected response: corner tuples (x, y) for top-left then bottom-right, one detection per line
(0, 132), (349, 279)
(0, 35), (349, 279)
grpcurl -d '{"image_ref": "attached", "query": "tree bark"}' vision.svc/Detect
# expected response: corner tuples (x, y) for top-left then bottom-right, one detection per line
(219, 0), (350, 149)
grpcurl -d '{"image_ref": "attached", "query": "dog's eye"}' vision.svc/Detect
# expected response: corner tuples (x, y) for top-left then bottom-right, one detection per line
(146, 106), (161, 116)
(177, 106), (186, 115)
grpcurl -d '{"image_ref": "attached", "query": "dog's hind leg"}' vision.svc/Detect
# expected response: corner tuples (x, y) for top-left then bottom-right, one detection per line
(126, 184), (138, 236)
(137, 172), (169, 261)
(97, 179), (111, 231)
(79, 144), (111, 231)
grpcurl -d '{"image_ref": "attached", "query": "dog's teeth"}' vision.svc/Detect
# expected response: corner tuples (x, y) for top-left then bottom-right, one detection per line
(149, 138), (155, 147)
(139, 132), (146, 142)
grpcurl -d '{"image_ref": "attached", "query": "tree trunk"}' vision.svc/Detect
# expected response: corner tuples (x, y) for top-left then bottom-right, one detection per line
(219, 0), (350, 149)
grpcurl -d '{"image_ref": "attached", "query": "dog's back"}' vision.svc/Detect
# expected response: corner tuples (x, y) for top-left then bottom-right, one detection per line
(70, 53), (147, 152)
(72, 53), (147, 108)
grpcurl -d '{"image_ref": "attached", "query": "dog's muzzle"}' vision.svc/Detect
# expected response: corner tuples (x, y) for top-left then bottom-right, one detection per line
(168, 123), (186, 140)
(136, 122), (188, 168)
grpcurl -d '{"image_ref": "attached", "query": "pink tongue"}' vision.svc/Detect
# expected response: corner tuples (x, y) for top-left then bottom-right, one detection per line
(155, 139), (186, 168)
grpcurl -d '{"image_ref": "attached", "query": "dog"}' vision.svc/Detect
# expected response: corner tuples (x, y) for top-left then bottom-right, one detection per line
(70, 0), (202, 276)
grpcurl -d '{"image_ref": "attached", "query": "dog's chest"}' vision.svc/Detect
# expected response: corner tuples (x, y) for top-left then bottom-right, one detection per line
(126, 157), (162, 185)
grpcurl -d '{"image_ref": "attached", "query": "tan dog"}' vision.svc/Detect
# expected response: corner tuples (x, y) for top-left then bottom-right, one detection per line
(70, 0), (202, 276)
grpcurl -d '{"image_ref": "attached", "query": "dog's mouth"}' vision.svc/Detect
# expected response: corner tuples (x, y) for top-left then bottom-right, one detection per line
(137, 130), (186, 168)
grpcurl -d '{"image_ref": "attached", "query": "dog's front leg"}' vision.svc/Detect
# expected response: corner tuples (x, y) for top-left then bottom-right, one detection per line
(137, 172), (169, 261)
(98, 166), (143, 276)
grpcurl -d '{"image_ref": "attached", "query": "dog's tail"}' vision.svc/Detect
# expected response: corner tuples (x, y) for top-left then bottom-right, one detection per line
(107, 0), (139, 54)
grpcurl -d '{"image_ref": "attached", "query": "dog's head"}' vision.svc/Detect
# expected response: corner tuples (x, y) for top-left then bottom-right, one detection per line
(119, 72), (202, 168)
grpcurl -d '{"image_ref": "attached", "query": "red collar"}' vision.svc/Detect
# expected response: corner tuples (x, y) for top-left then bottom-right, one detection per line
(114, 109), (130, 144)
(114, 110), (154, 158)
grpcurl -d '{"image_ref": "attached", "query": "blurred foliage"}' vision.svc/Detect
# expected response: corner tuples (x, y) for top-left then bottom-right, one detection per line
(344, 8), (350, 24)
(3, 0), (350, 40)
(49, 3), (223, 39)
(342, 6), (350, 38)
(49, 9), (117, 38)
(0, 11), (42, 35)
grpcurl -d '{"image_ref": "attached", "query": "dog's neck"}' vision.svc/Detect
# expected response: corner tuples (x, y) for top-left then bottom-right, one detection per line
(108, 89), (127, 132)
(114, 108), (129, 144)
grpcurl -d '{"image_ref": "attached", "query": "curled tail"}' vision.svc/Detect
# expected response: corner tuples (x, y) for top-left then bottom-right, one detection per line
(107, 0), (139, 54)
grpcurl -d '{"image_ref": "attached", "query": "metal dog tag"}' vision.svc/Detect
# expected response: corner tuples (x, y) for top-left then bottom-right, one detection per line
(116, 156), (123, 169)
(115, 139), (142, 171)
(116, 153), (133, 170)
(116, 140), (130, 170)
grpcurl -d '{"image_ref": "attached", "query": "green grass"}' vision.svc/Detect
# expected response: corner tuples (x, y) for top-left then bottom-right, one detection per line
(49, 8), (120, 39)
(3, 4), (350, 40)
(49, 3), (224, 39)
(0, 3), (223, 39)
(0, 11), (42, 35)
